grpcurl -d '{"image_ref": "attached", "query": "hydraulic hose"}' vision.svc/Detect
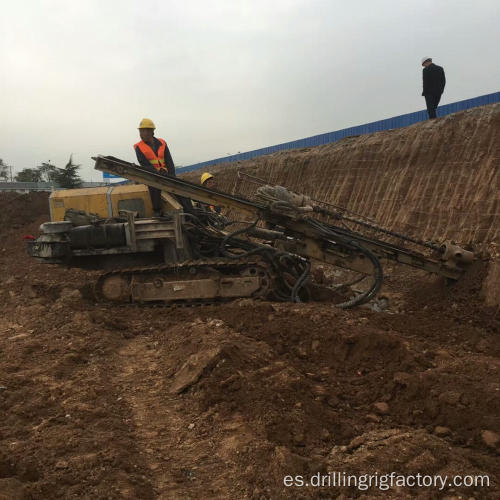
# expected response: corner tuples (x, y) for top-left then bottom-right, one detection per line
(303, 217), (384, 308)
(334, 239), (383, 308)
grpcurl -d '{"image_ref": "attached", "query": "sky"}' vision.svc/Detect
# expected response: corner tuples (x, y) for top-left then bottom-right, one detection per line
(1, 0), (499, 181)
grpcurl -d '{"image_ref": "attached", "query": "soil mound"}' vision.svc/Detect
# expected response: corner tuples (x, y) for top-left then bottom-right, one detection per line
(0, 192), (49, 235)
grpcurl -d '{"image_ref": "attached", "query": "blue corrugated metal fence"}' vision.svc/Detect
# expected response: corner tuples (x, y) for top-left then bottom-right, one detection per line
(178, 91), (500, 174)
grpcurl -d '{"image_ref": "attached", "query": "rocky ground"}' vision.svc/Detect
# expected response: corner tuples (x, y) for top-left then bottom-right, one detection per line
(0, 192), (498, 499)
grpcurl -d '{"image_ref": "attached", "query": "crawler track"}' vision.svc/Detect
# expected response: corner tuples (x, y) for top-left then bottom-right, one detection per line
(95, 257), (276, 305)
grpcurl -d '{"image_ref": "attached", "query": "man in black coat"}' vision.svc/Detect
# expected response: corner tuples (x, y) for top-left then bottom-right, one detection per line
(421, 57), (446, 119)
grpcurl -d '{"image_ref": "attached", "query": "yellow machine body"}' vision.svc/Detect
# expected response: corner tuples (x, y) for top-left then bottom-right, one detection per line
(49, 184), (154, 221)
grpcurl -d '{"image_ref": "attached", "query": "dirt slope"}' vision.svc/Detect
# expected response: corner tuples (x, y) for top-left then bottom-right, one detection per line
(185, 103), (500, 250)
(0, 106), (499, 499)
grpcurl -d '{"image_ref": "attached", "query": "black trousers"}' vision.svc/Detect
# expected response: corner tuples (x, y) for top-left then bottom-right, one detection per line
(139, 164), (166, 212)
(424, 93), (442, 119)
(148, 186), (162, 212)
(141, 164), (193, 214)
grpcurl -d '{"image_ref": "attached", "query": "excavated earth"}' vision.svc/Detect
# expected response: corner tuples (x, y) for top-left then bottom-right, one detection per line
(0, 105), (499, 499)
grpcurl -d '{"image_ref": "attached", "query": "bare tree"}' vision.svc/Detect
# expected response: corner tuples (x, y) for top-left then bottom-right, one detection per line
(15, 168), (43, 182)
(37, 161), (58, 182)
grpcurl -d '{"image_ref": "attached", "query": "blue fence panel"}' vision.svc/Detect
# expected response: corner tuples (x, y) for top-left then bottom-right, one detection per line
(103, 171), (124, 180)
(178, 92), (499, 174)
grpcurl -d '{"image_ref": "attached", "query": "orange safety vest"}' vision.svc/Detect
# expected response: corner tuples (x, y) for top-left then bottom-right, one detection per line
(134, 138), (168, 172)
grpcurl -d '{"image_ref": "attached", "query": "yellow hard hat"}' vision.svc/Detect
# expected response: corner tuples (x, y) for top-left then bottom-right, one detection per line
(201, 172), (214, 185)
(138, 118), (156, 129)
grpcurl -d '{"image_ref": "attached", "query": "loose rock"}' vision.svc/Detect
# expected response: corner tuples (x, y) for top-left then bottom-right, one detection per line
(481, 430), (499, 449)
(373, 402), (389, 415)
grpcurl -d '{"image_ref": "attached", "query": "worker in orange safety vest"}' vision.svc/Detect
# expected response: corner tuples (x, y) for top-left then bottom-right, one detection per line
(134, 118), (177, 216)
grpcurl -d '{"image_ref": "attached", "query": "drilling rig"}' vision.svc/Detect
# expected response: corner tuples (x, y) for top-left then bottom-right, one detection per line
(26, 156), (474, 308)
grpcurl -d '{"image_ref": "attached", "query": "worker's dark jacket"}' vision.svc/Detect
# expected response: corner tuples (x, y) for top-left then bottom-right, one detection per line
(422, 63), (446, 96)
